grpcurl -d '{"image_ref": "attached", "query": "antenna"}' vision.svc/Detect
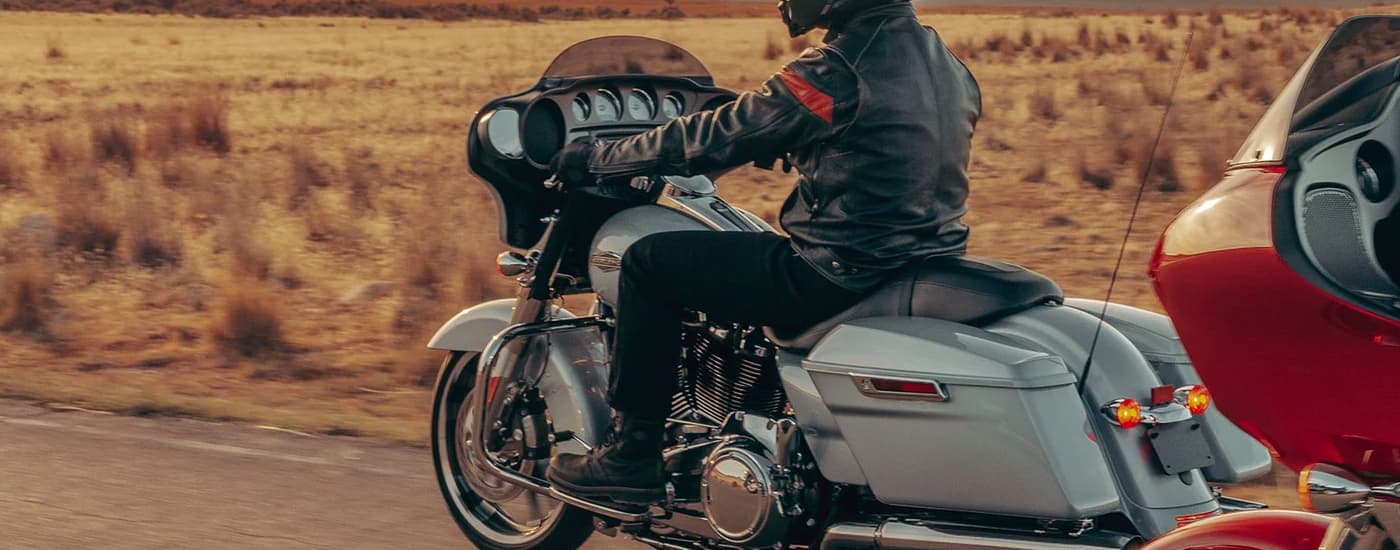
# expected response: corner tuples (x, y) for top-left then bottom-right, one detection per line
(1078, 31), (1195, 395)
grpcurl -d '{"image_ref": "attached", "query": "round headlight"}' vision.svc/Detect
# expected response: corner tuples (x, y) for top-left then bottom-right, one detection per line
(479, 108), (523, 160)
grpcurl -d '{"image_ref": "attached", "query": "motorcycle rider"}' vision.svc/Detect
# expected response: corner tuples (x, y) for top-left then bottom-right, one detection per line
(546, 0), (981, 503)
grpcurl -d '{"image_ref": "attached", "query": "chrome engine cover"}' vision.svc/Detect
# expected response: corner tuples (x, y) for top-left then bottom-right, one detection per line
(701, 442), (788, 546)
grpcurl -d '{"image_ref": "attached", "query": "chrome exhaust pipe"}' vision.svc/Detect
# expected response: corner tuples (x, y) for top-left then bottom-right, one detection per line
(821, 520), (1136, 550)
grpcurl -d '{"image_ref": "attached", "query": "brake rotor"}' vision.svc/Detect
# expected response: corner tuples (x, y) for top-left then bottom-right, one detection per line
(455, 387), (534, 503)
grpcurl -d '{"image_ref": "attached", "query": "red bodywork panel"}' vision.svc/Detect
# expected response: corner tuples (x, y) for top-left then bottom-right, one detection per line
(1141, 510), (1335, 550)
(1152, 168), (1400, 481)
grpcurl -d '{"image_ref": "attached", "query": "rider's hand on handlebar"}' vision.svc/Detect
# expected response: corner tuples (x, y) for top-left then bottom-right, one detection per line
(549, 142), (597, 189)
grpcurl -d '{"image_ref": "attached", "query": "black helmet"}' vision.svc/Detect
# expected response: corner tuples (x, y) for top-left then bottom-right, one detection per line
(778, 0), (907, 38)
(778, 0), (834, 37)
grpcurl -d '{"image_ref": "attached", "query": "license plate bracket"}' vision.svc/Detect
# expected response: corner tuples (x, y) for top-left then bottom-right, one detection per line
(1148, 420), (1215, 476)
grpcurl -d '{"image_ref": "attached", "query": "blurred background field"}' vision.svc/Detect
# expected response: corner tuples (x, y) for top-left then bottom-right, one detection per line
(0, 3), (1391, 452)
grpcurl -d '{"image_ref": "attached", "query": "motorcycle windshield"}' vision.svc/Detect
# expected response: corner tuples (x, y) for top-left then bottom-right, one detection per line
(541, 36), (712, 80)
(1230, 16), (1400, 167)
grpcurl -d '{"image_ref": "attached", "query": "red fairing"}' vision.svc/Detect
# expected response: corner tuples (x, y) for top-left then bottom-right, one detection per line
(1151, 168), (1400, 480)
(1141, 510), (1336, 550)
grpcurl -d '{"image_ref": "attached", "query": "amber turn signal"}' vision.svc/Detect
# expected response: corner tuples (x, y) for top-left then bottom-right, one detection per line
(1175, 385), (1211, 416)
(1103, 398), (1143, 429)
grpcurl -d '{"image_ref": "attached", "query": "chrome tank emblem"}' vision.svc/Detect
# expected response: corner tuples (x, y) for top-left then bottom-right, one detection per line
(589, 251), (623, 272)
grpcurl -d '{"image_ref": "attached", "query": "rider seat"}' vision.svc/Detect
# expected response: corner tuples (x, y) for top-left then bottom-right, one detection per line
(765, 256), (1064, 352)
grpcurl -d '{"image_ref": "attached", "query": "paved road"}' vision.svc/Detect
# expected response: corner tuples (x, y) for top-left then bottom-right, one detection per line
(0, 398), (1301, 549)
(0, 399), (639, 550)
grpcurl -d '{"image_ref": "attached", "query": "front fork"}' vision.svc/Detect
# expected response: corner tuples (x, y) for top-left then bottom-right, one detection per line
(468, 245), (645, 521)
(467, 315), (647, 523)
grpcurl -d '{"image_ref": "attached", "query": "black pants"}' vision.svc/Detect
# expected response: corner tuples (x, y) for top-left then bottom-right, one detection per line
(609, 231), (864, 420)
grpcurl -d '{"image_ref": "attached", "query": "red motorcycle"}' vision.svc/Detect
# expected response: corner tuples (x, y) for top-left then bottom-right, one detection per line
(1146, 15), (1400, 550)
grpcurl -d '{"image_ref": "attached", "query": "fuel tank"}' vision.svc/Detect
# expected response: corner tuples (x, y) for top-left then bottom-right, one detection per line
(589, 205), (711, 306)
(589, 197), (772, 306)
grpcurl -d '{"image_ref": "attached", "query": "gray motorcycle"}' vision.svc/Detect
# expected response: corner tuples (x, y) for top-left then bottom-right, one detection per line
(430, 36), (1273, 550)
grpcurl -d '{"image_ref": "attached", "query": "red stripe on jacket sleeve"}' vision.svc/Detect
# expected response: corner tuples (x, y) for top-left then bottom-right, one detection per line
(777, 67), (833, 124)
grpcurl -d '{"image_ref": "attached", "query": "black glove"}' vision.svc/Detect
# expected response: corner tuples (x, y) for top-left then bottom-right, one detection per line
(550, 142), (596, 188)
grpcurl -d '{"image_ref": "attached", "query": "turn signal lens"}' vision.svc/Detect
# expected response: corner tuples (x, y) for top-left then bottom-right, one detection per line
(1298, 465), (1316, 512)
(1187, 386), (1210, 415)
(1113, 398), (1143, 429)
(1176, 385), (1211, 415)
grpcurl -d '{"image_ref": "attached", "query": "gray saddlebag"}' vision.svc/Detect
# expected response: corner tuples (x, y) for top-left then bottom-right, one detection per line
(801, 316), (1120, 519)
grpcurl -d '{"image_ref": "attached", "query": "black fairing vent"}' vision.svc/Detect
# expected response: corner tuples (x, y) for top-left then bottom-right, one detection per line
(671, 323), (786, 425)
(1380, 210), (1400, 286)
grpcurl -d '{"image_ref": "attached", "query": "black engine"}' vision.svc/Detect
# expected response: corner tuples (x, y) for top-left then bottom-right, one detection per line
(671, 320), (787, 425)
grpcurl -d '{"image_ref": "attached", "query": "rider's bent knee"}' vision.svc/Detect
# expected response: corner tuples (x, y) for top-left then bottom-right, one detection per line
(621, 233), (670, 280)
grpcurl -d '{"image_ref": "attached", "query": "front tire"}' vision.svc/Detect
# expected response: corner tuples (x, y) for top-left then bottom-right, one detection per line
(431, 351), (595, 549)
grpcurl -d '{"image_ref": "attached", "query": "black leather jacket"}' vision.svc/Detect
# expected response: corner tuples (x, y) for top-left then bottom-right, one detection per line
(589, 2), (981, 291)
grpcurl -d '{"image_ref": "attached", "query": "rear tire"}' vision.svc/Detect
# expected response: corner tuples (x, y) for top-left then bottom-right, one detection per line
(431, 350), (595, 549)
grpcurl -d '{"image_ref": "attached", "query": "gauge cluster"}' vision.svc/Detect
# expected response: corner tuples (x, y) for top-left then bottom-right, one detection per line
(473, 77), (736, 171)
(506, 78), (734, 167)
(567, 87), (688, 125)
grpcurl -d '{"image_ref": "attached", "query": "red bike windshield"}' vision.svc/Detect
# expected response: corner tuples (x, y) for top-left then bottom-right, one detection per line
(1231, 16), (1400, 167)
(541, 36), (712, 80)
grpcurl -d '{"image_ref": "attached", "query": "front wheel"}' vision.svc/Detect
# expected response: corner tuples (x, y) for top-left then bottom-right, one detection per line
(431, 351), (595, 549)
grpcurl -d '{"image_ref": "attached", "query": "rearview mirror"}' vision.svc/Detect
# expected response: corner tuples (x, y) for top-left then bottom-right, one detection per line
(1300, 463), (1371, 513)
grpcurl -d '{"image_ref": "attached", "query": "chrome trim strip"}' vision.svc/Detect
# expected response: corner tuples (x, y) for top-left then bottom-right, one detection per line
(658, 193), (726, 230)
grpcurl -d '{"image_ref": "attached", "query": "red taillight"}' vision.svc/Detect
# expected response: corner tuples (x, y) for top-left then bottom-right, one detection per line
(853, 375), (949, 401)
(1105, 398), (1142, 429)
(870, 378), (940, 395)
(1150, 385), (1176, 406)
(1176, 385), (1211, 415)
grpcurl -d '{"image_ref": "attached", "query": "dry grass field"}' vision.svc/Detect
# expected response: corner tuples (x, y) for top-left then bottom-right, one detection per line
(0, 5), (1392, 455)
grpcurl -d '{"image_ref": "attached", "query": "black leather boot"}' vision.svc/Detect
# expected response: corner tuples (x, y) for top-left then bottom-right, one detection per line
(546, 413), (666, 504)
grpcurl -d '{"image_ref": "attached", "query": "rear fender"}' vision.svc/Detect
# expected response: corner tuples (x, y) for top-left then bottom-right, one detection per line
(1064, 299), (1273, 484)
(428, 299), (613, 451)
(1141, 510), (1343, 550)
(984, 305), (1217, 539)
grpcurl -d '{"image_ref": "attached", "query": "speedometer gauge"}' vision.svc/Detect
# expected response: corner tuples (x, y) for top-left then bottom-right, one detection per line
(571, 95), (591, 122)
(627, 90), (655, 120)
(662, 93), (684, 119)
(594, 89), (621, 122)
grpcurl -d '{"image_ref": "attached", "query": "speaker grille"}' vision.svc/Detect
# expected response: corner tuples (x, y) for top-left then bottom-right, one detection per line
(1301, 188), (1399, 297)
